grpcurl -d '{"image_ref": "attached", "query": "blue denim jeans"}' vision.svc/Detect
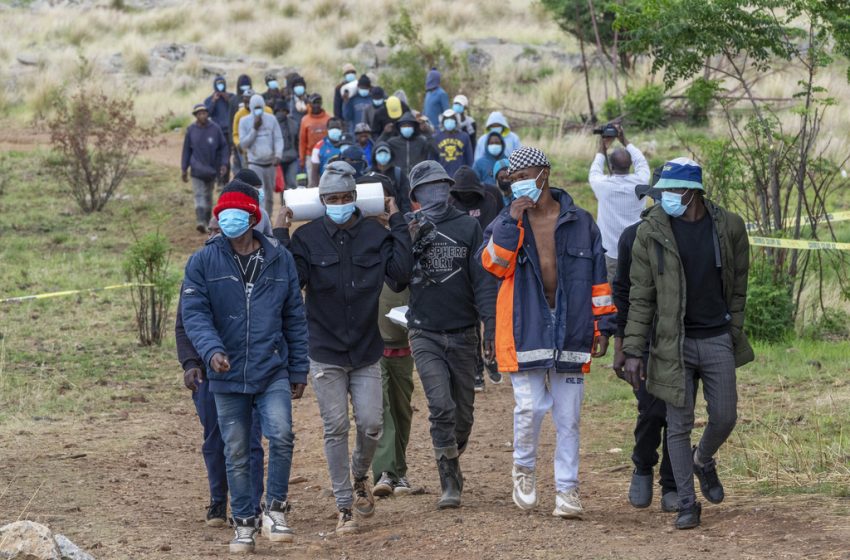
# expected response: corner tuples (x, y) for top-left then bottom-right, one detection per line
(191, 379), (264, 513)
(214, 378), (295, 519)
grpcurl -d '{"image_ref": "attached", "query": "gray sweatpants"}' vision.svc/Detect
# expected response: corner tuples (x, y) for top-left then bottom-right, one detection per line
(191, 177), (215, 227)
(248, 163), (276, 217)
(665, 333), (737, 507)
(309, 360), (383, 510)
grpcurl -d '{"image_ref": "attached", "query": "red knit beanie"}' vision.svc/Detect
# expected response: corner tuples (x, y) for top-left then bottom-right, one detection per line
(213, 180), (262, 224)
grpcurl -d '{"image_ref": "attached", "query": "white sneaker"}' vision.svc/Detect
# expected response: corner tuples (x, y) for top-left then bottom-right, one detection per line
(553, 487), (583, 518)
(229, 517), (257, 553)
(261, 499), (294, 543)
(511, 465), (538, 510)
(373, 472), (394, 497)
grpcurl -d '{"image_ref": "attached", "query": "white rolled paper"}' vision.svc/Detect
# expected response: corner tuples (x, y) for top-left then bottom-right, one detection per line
(283, 183), (386, 221)
(386, 306), (409, 329)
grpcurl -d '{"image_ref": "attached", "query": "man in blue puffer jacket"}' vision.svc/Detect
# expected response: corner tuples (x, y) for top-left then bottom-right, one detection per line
(182, 182), (309, 554)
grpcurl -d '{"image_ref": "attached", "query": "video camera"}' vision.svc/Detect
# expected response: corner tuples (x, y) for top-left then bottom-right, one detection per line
(592, 123), (619, 138)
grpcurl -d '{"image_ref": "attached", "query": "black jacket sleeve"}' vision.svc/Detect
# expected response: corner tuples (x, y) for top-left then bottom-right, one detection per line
(382, 212), (413, 292)
(612, 224), (638, 339)
(470, 221), (498, 339)
(174, 286), (203, 371)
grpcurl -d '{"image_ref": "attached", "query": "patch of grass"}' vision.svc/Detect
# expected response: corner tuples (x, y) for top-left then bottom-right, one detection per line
(337, 30), (360, 50)
(255, 28), (292, 58)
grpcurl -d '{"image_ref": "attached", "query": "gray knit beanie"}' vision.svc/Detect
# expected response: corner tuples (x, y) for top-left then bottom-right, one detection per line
(318, 161), (357, 196)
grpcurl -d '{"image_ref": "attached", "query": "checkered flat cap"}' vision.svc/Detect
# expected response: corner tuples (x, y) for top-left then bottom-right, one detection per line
(507, 146), (551, 175)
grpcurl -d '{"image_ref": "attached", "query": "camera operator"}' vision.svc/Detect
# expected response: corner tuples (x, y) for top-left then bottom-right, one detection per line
(588, 124), (651, 283)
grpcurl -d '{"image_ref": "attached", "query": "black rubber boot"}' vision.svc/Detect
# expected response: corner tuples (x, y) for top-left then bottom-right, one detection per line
(437, 456), (462, 509)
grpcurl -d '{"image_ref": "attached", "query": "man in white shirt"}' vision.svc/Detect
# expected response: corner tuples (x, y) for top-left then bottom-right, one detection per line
(588, 124), (651, 283)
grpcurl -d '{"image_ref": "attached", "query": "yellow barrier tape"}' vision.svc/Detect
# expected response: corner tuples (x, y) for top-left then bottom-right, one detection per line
(749, 236), (850, 251)
(744, 210), (850, 232)
(1, 283), (155, 304)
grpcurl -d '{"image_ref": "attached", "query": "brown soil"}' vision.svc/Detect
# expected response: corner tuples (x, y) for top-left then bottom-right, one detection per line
(1, 381), (848, 560)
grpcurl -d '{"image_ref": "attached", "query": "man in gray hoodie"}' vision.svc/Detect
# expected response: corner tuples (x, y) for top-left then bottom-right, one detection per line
(239, 94), (284, 216)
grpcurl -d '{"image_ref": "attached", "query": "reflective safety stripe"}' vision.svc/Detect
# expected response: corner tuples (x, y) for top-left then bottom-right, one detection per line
(486, 238), (510, 269)
(592, 295), (613, 307)
(557, 351), (592, 364)
(516, 348), (556, 362)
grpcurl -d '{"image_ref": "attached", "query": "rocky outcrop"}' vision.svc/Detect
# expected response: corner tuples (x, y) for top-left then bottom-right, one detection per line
(0, 521), (94, 560)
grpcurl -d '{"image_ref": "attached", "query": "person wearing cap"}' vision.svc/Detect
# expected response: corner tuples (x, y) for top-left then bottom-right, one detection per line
(405, 160), (497, 510)
(343, 75), (374, 132)
(239, 94), (284, 217)
(309, 117), (346, 187)
(287, 74), (309, 132)
(588, 124), (651, 284)
(433, 109), (474, 179)
(182, 104), (229, 233)
(384, 111), (438, 180)
(273, 100), (300, 193)
(274, 161), (412, 535)
(623, 158), (753, 530)
(423, 68), (450, 133)
(451, 94), (477, 144)
(473, 112), (522, 160)
(365, 141), (412, 215)
(174, 215), (266, 530)
(232, 88), (273, 164)
(334, 145), (368, 178)
(610, 169), (679, 515)
(478, 146), (615, 519)
(262, 73), (285, 109)
(334, 62), (359, 119)
(182, 182), (309, 553)
(371, 94), (410, 138)
(204, 76), (234, 177)
(353, 122), (374, 163)
(232, 169), (274, 237)
(299, 94), (330, 186)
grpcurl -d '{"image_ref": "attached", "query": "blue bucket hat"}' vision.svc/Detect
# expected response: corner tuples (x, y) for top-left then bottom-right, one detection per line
(655, 157), (704, 191)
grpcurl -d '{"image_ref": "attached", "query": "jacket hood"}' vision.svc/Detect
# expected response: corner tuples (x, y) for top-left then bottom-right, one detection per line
(425, 69), (441, 90)
(397, 111), (419, 128)
(485, 111), (510, 130)
(249, 94), (266, 111)
(290, 73), (305, 87)
(451, 166), (485, 196)
(236, 74), (252, 90)
(484, 131), (506, 157)
(371, 140), (392, 166)
(213, 75), (226, 90)
(393, 89), (409, 106)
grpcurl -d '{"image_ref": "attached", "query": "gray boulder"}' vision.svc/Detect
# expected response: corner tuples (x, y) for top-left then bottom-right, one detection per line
(0, 520), (61, 560)
(53, 535), (94, 560)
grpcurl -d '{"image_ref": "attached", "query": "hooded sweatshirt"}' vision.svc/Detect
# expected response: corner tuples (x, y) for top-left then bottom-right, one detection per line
(385, 112), (438, 179)
(423, 69), (450, 130)
(364, 140), (411, 214)
(343, 89), (372, 132)
(473, 130), (506, 185)
(239, 95), (284, 166)
(298, 107), (329, 166)
(370, 98), (411, 139)
(204, 76), (234, 139)
(287, 74), (309, 131)
(228, 74), (253, 134)
(181, 120), (228, 180)
(474, 112), (521, 160)
(450, 166), (500, 230)
(433, 127), (473, 179)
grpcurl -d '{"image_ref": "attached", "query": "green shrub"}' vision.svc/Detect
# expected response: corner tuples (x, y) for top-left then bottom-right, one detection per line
(685, 78), (721, 125)
(802, 309), (850, 341)
(744, 263), (794, 343)
(601, 97), (621, 121)
(123, 231), (180, 346)
(622, 84), (665, 130)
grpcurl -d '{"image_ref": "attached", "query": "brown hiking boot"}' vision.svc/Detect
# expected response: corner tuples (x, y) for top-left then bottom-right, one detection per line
(353, 476), (375, 517)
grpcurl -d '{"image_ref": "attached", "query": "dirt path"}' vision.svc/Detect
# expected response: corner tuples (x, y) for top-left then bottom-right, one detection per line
(1, 376), (848, 560)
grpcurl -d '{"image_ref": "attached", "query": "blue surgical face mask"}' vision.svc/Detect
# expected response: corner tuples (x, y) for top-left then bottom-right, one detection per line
(510, 169), (545, 203)
(328, 128), (342, 142)
(357, 88), (369, 98)
(452, 103), (465, 114)
(255, 187), (265, 205)
(372, 98), (384, 107)
(253, 107), (265, 117)
(218, 208), (251, 238)
(400, 126), (414, 139)
(216, 82), (225, 92)
(268, 80), (279, 90)
(375, 151), (391, 166)
(293, 85), (305, 96)
(661, 191), (693, 217)
(443, 119), (457, 131)
(240, 84), (250, 92)
(326, 202), (356, 224)
(487, 144), (502, 157)
(344, 72), (356, 83)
